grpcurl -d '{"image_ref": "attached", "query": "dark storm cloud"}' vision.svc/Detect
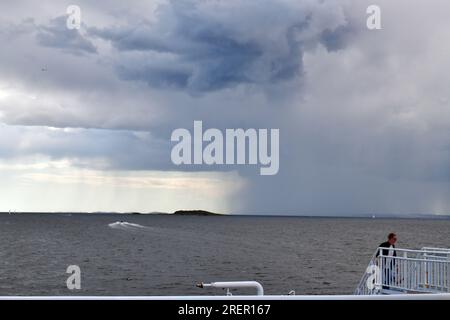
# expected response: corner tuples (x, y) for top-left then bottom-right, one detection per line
(89, 0), (350, 93)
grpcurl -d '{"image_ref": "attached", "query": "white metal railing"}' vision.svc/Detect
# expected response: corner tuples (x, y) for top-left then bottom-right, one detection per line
(355, 247), (450, 295)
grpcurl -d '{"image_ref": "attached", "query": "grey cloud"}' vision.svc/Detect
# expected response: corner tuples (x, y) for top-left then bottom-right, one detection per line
(319, 25), (354, 52)
(0, 125), (171, 171)
(36, 16), (97, 55)
(116, 62), (192, 90)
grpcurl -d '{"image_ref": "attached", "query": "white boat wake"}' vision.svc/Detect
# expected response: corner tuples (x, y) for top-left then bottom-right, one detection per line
(108, 221), (149, 231)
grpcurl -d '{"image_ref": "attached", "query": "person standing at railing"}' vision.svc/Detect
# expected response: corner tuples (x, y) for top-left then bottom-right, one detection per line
(376, 233), (397, 289)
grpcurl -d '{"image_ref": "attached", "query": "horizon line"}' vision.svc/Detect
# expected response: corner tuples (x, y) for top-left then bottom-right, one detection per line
(0, 211), (449, 219)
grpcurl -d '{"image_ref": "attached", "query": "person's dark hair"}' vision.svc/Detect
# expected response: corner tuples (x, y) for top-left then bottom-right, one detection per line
(388, 233), (396, 240)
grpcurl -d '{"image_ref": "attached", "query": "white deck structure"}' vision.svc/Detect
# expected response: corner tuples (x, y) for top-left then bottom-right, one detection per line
(355, 247), (450, 295)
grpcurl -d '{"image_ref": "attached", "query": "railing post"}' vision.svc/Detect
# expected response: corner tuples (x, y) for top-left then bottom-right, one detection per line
(447, 256), (450, 292)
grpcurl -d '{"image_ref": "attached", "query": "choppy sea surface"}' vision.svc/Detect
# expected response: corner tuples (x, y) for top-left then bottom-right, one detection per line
(0, 213), (449, 296)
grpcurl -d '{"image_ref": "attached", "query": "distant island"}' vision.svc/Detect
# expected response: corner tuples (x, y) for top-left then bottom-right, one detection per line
(172, 210), (222, 216)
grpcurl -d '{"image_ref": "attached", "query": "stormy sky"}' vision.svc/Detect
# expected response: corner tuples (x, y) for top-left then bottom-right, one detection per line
(1, 0), (449, 215)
